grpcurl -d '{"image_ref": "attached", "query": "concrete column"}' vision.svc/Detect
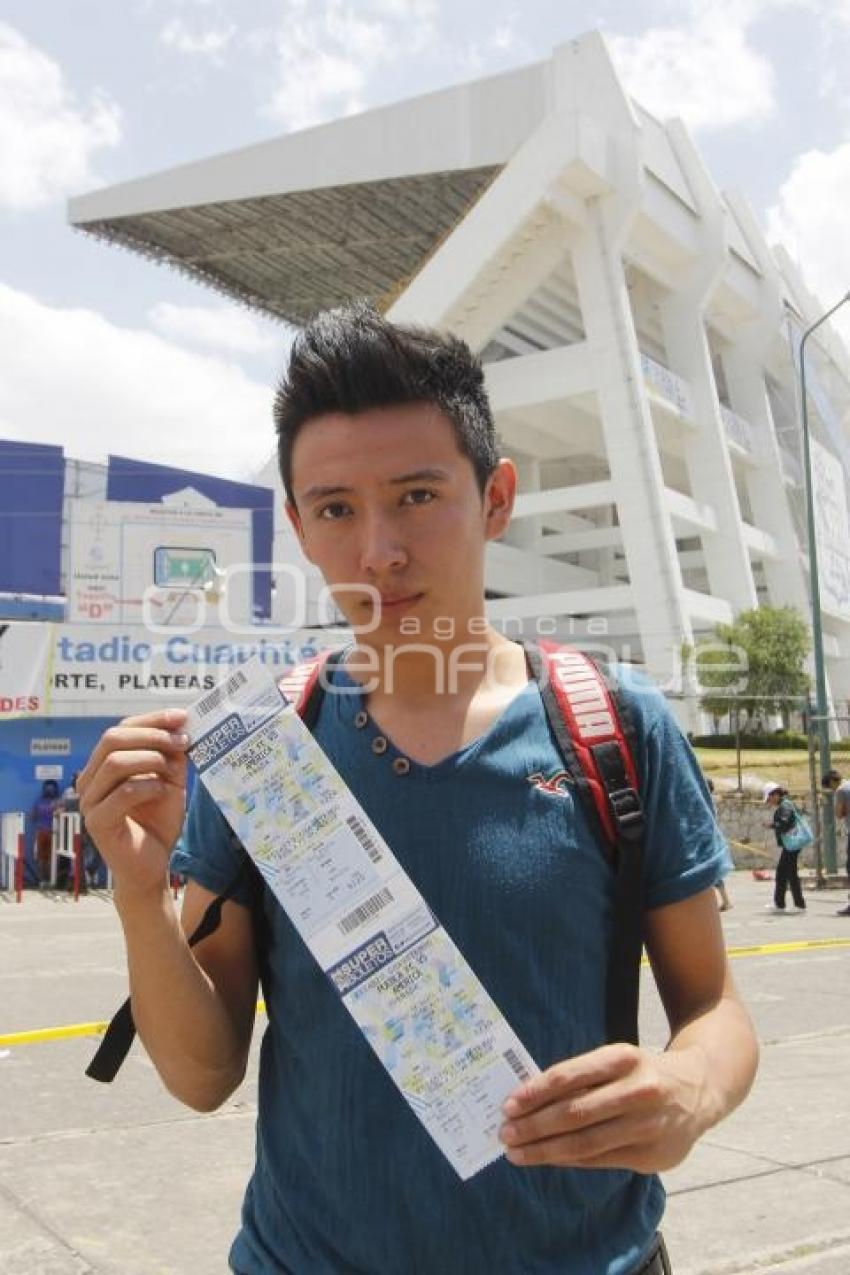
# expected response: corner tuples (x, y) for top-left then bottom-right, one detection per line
(571, 194), (693, 685)
(719, 194), (811, 617)
(507, 456), (542, 551)
(827, 628), (850, 710)
(660, 122), (757, 614)
(722, 341), (810, 614)
(659, 301), (758, 611)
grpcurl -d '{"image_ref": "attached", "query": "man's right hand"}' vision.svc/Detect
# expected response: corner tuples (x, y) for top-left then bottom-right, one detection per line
(78, 709), (190, 899)
(79, 709), (258, 1111)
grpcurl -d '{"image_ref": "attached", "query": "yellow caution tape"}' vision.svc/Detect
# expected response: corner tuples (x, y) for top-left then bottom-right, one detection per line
(0, 1021), (110, 1047)
(726, 937), (850, 959)
(3, 933), (850, 1047)
(0, 1000), (269, 1049)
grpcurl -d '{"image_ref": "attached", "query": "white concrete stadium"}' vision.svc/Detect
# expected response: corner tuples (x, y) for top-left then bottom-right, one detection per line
(69, 31), (850, 723)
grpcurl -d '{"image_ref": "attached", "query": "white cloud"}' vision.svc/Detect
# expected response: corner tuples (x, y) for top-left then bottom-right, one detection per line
(813, 0), (850, 24)
(606, 12), (775, 131)
(264, 0), (437, 131)
(490, 24), (517, 54)
(766, 143), (850, 344)
(149, 301), (283, 354)
(459, 10), (531, 80)
(134, 0), (217, 12)
(0, 23), (122, 209)
(0, 283), (276, 477)
(160, 16), (236, 62)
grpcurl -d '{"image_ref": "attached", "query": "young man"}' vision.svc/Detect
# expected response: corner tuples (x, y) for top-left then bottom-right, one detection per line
(79, 303), (758, 1275)
(822, 769), (850, 915)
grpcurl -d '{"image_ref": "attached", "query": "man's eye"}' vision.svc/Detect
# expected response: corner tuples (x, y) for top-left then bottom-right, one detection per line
(317, 503), (351, 520)
(401, 489), (436, 506)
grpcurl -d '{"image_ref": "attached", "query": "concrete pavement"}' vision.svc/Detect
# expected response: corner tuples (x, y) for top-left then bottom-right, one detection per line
(1, 872), (849, 1274)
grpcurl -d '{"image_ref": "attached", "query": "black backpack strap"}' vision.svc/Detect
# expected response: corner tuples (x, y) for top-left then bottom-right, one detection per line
(589, 738), (645, 1047)
(524, 640), (646, 1045)
(86, 860), (251, 1082)
(86, 646), (347, 1083)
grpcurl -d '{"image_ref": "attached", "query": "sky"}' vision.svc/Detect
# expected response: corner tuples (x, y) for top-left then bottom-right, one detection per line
(1, 0), (850, 482)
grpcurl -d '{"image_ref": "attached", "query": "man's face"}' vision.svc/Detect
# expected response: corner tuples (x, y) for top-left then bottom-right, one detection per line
(286, 403), (514, 641)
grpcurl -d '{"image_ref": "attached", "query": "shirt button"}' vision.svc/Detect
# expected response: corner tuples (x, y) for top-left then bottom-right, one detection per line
(371, 736), (388, 755)
(392, 757), (411, 776)
(354, 710), (369, 729)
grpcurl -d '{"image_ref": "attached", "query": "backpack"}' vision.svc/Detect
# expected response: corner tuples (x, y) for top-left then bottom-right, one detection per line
(780, 801), (814, 854)
(87, 640), (646, 1083)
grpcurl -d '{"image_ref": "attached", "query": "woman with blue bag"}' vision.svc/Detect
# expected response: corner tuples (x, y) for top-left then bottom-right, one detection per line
(763, 783), (812, 913)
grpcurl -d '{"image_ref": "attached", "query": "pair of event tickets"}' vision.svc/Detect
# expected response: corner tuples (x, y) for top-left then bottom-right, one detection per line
(184, 659), (538, 1179)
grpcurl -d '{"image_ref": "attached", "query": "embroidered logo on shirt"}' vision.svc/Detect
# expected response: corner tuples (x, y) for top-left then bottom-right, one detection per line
(527, 769), (573, 796)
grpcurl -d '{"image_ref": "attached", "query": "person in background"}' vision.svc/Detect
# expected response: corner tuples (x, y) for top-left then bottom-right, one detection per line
(763, 783), (806, 914)
(706, 778), (732, 912)
(31, 778), (60, 889)
(61, 772), (105, 889)
(821, 769), (850, 916)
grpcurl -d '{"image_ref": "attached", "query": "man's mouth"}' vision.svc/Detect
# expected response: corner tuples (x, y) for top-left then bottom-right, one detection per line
(376, 593), (424, 611)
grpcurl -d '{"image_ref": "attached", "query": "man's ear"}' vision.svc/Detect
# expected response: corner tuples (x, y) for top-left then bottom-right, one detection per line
(483, 458), (517, 542)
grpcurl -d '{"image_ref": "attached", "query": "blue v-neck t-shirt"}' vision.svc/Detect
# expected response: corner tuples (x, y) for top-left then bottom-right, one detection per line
(173, 664), (729, 1275)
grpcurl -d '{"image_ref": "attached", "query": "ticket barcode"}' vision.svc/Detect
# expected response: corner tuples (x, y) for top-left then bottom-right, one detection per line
(346, 813), (382, 863)
(196, 671), (249, 719)
(338, 887), (394, 936)
(503, 1049), (531, 1082)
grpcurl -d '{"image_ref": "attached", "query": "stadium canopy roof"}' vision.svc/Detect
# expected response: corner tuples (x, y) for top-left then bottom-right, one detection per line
(68, 59), (559, 326)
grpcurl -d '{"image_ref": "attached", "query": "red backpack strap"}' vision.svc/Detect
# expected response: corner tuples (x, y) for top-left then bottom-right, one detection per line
(278, 651), (330, 718)
(524, 640), (645, 1046)
(529, 641), (643, 852)
(278, 646), (349, 725)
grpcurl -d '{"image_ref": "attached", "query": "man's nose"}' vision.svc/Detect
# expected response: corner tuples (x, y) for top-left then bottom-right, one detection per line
(358, 513), (407, 575)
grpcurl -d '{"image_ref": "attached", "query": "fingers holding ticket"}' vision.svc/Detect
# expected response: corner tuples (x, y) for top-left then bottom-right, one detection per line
(78, 708), (190, 898)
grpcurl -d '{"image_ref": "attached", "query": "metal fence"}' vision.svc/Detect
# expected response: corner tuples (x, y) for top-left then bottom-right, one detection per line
(804, 713), (850, 882)
(693, 703), (846, 882)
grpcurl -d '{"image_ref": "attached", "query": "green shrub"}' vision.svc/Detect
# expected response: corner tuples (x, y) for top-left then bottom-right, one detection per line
(690, 732), (809, 750)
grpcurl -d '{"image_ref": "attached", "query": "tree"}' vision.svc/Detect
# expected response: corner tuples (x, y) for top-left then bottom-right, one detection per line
(693, 644), (739, 729)
(695, 606), (811, 731)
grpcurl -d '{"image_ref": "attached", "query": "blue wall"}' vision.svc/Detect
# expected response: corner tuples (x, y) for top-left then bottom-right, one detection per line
(0, 715), (199, 886)
(0, 441), (64, 595)
(106, 455), (274, 619)
(0, 599), (65, 621)
(0, 716), (116, 885)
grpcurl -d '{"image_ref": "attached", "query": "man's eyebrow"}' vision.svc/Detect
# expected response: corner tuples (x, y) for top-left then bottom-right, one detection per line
(388, 468), (451, 486)
(300, 483), (351, 503)
(300, 469), (450, 503)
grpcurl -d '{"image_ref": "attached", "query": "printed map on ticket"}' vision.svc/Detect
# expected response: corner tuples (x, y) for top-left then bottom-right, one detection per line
(184, 657), (539, 1180)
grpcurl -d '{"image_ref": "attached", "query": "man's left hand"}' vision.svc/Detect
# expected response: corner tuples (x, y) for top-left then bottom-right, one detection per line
(499, 1042), (712, 1174)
